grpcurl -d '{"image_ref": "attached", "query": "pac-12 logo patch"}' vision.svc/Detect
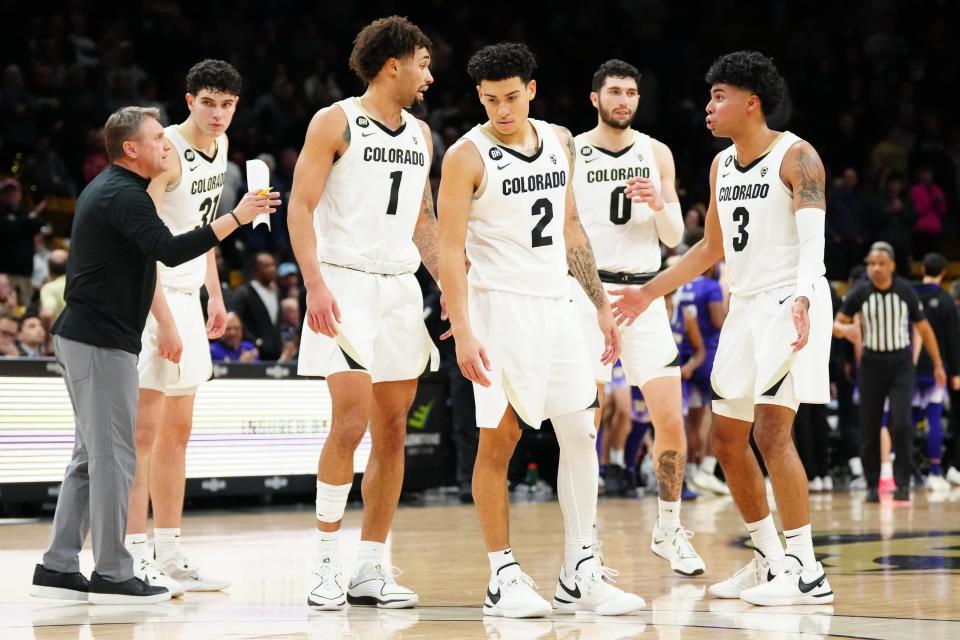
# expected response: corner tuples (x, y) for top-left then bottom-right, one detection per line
(581, 146), (593, 156)
(724, 155), (733, 167)
(489, 147), (503, 161)
(184, 149), (195, 162)
(549, 154), (557, 165)
(636, 152), (644, 161)
(356, 116), (370, 128)
(760, 166), (768, 177)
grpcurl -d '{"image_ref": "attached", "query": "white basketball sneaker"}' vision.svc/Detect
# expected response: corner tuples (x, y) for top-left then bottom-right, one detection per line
(740, 558), (834, 606)
(552, 563), (645, 615)
(347, 562), (419, 608)
(483, 571), (552, 618)
(651, 526), (706, 576)
(135, 556), (184, 598)
(926, 474), (951, 492)
(691, 470), (731, 495)
(708, 551), (779, 599)
(159, 552), (229, 592)
(946, 467), (960, 486)
(307, 556), (347, 610)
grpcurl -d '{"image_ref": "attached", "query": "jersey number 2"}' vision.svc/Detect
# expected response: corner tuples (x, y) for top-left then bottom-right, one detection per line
(531, 198), (553, 247)
(732, 206), (749, 252)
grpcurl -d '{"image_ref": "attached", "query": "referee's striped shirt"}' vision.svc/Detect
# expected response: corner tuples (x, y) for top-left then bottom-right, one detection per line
(840, 276), (925, 353)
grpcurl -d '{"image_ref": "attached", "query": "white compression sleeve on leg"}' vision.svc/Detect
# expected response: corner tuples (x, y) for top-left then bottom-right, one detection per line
(794, 208), (826, 303)
(316, 480), (353, 523)
(654, 202), (684, 248)
(552, 410), (599, 544)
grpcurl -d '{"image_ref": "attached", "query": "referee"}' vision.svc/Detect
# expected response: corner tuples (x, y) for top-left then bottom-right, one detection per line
(834, 242), (945, 503)
(30, 106), (279, 604)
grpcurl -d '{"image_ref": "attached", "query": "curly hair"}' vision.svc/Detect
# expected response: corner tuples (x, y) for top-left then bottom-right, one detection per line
(349, 16), (432, 83)
(591, 59), (640, 92)
(705, 51), (783, 116)
(467, 43), (537, 84)
(185, 59), (242, 96)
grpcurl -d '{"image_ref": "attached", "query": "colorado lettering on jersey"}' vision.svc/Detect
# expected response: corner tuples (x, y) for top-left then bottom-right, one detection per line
(586, 166), (650, 184)
(717, 183), (770, 202)
(363, 147), (426, 166)
(502, 170), (567, 196)
(190, 172), (226, 195)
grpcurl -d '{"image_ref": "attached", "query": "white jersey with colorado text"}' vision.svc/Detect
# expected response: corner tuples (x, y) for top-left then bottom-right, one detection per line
(715, 131), (823, 297)
(573, 130), (663, 273)
(313, 97), (430, 275)
(463, 119), (570, 298)
(157, 125), (227, 290)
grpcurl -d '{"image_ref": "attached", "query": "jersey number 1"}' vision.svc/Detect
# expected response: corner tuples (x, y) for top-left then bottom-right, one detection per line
(732, 206), (749, 251)
(385, 171), (402, 216)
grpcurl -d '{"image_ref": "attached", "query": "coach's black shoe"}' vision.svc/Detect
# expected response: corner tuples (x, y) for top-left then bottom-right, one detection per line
(30, 564), (89, 601)
(88, 572), (170, 605)
(865, 487), (880, 503)
(604, 464), (630, 497)
(892, 487), (910, 502)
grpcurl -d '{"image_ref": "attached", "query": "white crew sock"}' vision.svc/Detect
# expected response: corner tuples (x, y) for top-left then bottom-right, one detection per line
(356, 540), (385, 568)
(125, 533), (148, 563)
(488, 548), (521, 579)
(316, 529), (340, 561)
(784, 523), (817, 569)
(701, 456), (718, 475)
(745, 514), (785, 563)
(658, 499), (682, 530)
(609, 447), (625, 467)
(154, 528), (181, 564)
(881, 462), (893, 479)
(552, 410), (600, 571)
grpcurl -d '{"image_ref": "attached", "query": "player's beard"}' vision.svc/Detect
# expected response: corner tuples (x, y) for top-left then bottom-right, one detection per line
(598, 99), (635, 130)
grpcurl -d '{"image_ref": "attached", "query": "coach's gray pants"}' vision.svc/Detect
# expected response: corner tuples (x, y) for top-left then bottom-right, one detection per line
(42, 335), (138, 581)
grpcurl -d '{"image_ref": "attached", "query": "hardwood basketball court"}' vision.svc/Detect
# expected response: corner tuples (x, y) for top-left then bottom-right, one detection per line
(2, 491), (958, 639)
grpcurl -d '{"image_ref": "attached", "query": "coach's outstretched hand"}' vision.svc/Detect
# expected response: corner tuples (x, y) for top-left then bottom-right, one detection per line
(610, 286), (653, 327)
(232, 189), (282, 225)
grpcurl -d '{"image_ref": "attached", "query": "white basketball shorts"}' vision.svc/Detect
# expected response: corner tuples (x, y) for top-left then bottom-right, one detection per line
(139, 286), (212, 396)
(470, 286), (597, 429)
(570, 276), (679, 387)
(711, 277), (831, 422)
(297, 263), (438, 383)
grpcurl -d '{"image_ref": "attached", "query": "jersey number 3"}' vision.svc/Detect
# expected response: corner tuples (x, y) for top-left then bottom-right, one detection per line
(531, 198), (553, 247)
(198, 195), (220, 227)
(732, 206), (749, 252)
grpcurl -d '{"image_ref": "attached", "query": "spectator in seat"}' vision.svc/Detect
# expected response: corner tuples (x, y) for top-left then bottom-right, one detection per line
(228, 252), (281, 360)
(210, 312), (259, 363)
(910, 166), (948, 257)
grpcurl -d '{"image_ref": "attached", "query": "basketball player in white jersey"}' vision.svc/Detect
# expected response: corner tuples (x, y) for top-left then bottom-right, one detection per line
(439, 43), (645, 618)
(572, 59), (704, 576)
(126, 60), (275, 594)
(612, 51), (834, 605)
(288, 17), (440, 610)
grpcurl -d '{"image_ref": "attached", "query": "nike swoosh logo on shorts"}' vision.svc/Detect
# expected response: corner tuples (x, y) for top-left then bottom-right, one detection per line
(779, 295), (792, 304)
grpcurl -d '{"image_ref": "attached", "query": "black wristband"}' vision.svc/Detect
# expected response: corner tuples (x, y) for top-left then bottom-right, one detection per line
(229, 210), (242, 227)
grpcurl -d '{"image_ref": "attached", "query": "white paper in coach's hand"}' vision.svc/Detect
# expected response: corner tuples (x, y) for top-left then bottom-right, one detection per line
(245, 159), (271, 230)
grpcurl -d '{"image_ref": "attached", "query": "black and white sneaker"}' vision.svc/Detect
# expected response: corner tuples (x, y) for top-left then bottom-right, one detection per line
(347, 562), (419, 609)
(30, 564), (90, 601)
(87, 572), (171, 605)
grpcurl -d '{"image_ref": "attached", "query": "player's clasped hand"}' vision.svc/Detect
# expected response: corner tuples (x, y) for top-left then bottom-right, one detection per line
(455, 331), (492, 387)
(156, 320), (183, 364)
(609, 285), (653, 327)
(232, 189), (282, 224)
(306, 283), (342, 338)
(624, 177), (664, 211)
(598, 307), (621, 365)
(790, 297), (810, 352)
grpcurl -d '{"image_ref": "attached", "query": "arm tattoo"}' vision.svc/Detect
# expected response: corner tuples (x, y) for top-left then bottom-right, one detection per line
(567, 235), (606, 309)
(557, 125), (576, 162)
(413, 181), (440, 283)
(796, 148), (825, 209)
(342, 123), (351, 144)
(655, 450), (686, 501)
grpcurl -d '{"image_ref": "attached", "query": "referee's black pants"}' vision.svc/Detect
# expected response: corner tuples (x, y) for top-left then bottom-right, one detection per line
(858, 350), (915, 490)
